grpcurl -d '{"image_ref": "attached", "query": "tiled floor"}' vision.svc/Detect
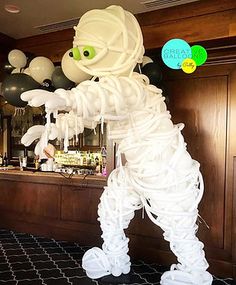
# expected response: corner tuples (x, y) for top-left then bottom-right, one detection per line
(0, 229), (234, 285)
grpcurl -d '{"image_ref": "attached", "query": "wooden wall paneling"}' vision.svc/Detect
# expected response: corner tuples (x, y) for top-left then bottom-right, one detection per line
(61, 185), (103, 224)
(167, 75), (227, 247)
(141, 10), (236, 50)
(136, 0), (236, 49)
(16, 29), (73, 49)
(136, 0), (236, 27)
(224, 67), (236, 269)
(161, 63), (236, 276)
(229, 70), (236, 278)
(233, 157), (236, 277)
(128, 210), (169, 252)
(16, 29), (74, 62)
(0, 180), (60, 218)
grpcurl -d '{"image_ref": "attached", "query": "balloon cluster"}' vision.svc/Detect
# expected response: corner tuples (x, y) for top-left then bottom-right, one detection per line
(139, 55), (162, 88)
(1, 49), (75, 108)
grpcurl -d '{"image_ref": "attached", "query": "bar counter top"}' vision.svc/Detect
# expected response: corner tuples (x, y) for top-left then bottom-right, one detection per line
(0, 167), (106, 188)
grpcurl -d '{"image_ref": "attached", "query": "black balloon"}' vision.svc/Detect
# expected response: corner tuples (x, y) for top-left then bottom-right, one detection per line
(141, 62), (162, 87)
(25, 52), (36, 67)
(133, 63), (141, 73)
(52, 67), (75, 89)
(40, 79), (55, 92)
(1, 73), (40, 107)
(2, 60), (14, 74)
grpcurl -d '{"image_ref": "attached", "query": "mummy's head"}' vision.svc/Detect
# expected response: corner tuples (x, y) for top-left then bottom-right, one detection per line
(62, 5), (144, 81)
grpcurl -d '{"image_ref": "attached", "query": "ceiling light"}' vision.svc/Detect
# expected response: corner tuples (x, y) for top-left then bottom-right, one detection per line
(4, 4), (20, 14)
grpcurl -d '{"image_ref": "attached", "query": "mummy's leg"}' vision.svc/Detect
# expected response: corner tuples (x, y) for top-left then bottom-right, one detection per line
(82, 168), (142, 279)
(143, 172), (213, 285)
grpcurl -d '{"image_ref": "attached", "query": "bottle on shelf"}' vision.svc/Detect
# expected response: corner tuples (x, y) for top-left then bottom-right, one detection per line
(101, 147), (107, 176)
(0, 153), (3, 166)
(3, 152), (8, 167)
(86, 151), (91, 166)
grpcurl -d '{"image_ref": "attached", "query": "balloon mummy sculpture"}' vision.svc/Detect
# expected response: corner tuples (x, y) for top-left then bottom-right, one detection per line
(20, 6), (213, 285)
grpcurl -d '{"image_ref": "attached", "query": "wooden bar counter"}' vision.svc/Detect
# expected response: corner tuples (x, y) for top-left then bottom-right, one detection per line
(0, 168), (234, 278)
(0, 169), (106, 246)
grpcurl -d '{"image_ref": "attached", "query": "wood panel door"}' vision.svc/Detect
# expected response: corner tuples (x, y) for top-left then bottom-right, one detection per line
(164, 64), (236, 276)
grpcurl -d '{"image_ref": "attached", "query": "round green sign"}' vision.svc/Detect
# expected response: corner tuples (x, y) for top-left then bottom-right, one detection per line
(191, 45), (207, 66)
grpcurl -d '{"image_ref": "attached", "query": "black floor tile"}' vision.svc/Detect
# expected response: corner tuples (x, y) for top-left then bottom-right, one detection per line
(50, 254), (71, 261)
(63, 247), (83, 254)
(8, 255), (29, 263)
(0, 256), (6, 263)
(17, 280), (43, 285)
(0, 238), (17, 244)
(17, 238), (36, 243)
(70, 276), (97, 285)
(38, 242), (58, 248)
(5, 249), (25, 256)
(44, 248), (64, 254)
(29, 254), (50, 262)
(33, 261), (56, 270)
(14, 270), (39, 280)
(0, 271), (14, 281)
(1, 244), (21, 250)
(0, 262), (10, 272)
(21, 243), (40, 249)
(129, 272), (148, 283)
(44, 278), (71, 285)
(140, 272), (162, 283)
(0, 234), (15, 239)
(57, 242), (77, 247)
(69, 252), (84, 260)
(35, 237), (55, 243)
(0, 229), (11, 234)
(25, 248), (45, 255)
(61, 267), (84, 277)
(131, 263), (156, 274)
(38, 268), (63, 278)
(55, 260), (78, 268)
(11, 262), (33, 271)
(15, 233), (31, 238)
(0, 281), (17, 285)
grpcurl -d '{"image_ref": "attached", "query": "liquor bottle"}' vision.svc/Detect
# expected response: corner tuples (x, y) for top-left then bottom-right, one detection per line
(3, 152), (8, 167)
(86, 151), (91, 165)
(0, 153), (3, 166)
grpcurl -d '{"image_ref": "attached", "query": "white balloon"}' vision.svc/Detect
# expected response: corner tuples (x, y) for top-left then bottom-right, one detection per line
(61, 50), (91, 84)
(11, 68), (21, 74)
(8, 49), (27, 68)
(23, 67), (31, 76)
(29, 56), (55, 84)
(142, 55), (153, 67)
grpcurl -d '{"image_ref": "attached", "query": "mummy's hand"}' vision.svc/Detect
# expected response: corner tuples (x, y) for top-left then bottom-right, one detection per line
(20, 89), (69, 112)
(21, 124), (58, 147)
(21, 124), (59, 159)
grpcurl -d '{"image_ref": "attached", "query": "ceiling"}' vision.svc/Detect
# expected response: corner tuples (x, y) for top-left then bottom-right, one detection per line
(0, 0), (199, 39)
